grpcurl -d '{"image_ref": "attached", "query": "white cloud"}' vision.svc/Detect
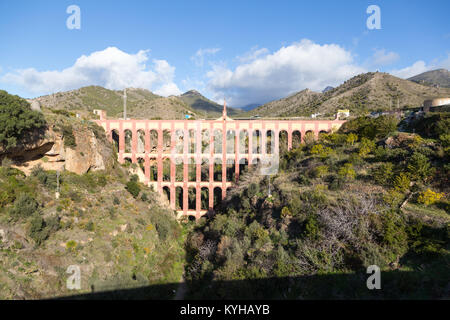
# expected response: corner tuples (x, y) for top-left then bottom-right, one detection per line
(236, 46), (269, 63)
(370, 49), (399, 66)
(1, 47), (181, 96)
(191, 48), (221, 67)
(206, 39), (365, 107)
(390, 61), (429, 79)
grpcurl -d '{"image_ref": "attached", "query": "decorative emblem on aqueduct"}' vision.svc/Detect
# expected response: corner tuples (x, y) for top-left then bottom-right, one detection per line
(94, 104), (345, 219)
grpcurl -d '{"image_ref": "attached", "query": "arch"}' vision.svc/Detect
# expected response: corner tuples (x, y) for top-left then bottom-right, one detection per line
(137, 129), (145, 153)
(188, 157), (196, 182)
(201, 187), (209, 210)
(163, 158), (171, 181)
(162, 186), (170, 203)
(213, 158), (222, 181)
(124, 129), (132, 153)
(175, 186), (183, 210)
(239, 157), (248, 174)
(318, 130), (328, 142)
(188, 129), (196, 154)
(251, 157), (261, 166)
(112, 129), (119, 152)
(149, 158), (157, 181)
(226, 158), (235, 182)
(226, 130), (235, 154)
(201, 158), (209, 182)
(188, 187), (196, 210)
(175, 157), (183, 182)
(137, 157), (145, 175)
(239, 130), (249, 154)
(213, 187), (222, 209)
(175, 129), (184, 154)
(214, 129), (222, 153)
(252, 130), (261, 154)
(150, 130), (158, 153)
(266, 130), (274, 154)
(304, 130), (315, 145)
(292, 130), (301, 149)
(201, 129), (210, 154)
(279, 130), (288, 154)
(163, 130), (171, 151)
(124, 157), (132, 166)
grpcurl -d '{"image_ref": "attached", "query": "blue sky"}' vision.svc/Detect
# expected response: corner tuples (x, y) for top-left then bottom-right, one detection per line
(0, 0), (449, 107)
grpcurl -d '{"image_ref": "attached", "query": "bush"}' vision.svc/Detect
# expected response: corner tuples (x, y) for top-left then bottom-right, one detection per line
(0, 90), (46, 151)
(8, 193), (40, 218)
(407, 152), (434, 182)
(125, 180), (140, 198)
(393, 173), (410, 193)
(417, 189), (444, 206)
(358, 138), (376, 157)
(373, 162), (394, 186)
(28, 214), (49, 245)
(338, 163), (356, 181)
(61, 124), (77, 148)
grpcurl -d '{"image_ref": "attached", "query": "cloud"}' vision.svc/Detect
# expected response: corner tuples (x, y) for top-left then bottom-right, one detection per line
(390, 61), (429, 78)
(191, 48), (221, 67)
(370, 49), (399, 66)
(206, 39), (365, 107)
(236, 46), (269, 63)
(1, 47), (181, 96)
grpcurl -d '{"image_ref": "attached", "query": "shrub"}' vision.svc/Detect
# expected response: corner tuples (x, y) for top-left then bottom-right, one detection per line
(393, 173), (410, 193)
(61, 124), (77, 148)
(338, 163), (356, 181)
(407, 152), (434, 182)
(8, 193), (40, 218)
(66, 240), (77, 252)
(417, 189), (444, 206)
(346, 133), (358, 146)
(28, 214), (49, 245)
(280, 206), (292, 218)
(373, 162), (394, 186)
(314, 165), (329, 178)
(358, 138), (376, 157)
(125, 179), (140, 198)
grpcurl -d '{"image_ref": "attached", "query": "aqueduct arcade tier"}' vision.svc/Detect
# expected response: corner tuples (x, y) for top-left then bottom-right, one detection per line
(94, 109), (345, 219)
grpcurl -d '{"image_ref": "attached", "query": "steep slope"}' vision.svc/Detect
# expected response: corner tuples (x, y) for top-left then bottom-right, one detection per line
(32, 86), (205, 120)
(408, 68), (450, 88)
(245, 72), (450, 117)
(179, 90), (241, 118)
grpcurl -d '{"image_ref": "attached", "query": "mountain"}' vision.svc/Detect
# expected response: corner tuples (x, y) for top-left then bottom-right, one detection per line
(32, 86), (205, 120)
(244, 72), (450, 118)
(322, 86), (334, 93)
(178, 90), (241, 117)
(408, 68), (450, 88)
(238, 103), (261, 112)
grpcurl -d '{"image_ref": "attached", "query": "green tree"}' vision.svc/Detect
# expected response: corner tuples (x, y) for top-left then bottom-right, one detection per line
(346, 133), (358, 146)
(373, 162), (394, 185)
(338, 163), (356, 181)
(358, 138), (376, 157)
(407, 152), (434, 181)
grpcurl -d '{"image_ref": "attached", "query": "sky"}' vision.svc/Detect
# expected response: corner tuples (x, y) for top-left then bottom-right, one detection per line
(0, 0), (449, 107)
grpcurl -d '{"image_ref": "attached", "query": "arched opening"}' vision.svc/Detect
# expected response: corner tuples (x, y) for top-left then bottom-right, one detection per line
(239, 158), (248, 175)
(163, 130), (171, 152)
(124, 157), (132, 166)
(213, 187), (222, 209)
(112, 129), (119, 152)
(149, 158), (157, 181)
(162, 186), (170, 203)
(253, 130), (261, 154)
(137, 130), (145, 153)
(304, 130), (315, 145)
(188, 187), (196, 210)
(292, 130), (301, 149)
(201, 158), (209, 181)
(175, 129), (184, 154)
(201, 129), (210, 154)
(214, 158), (222, 181)
(188, 157), (196, 182)
(137, 157), (145, 175)
(150, 130), (158, 153)
(226, 159), (235, 182)
(266, 130), (274, 154)
(175, 186), (183, 210)
(188, 129), (196, 154)
(163, 158), (171, 181)
(214, 129), (222, 153)
(279, 130), (288, 154)
(319, 130), (328, 142)
(239, 130), (249, 154)
(226, 130), (235, 154)
(252, 157), (261, 166)
(124, 129), (132, 153)
(175, 157), (183, 182)
(201, 187), (209, 210)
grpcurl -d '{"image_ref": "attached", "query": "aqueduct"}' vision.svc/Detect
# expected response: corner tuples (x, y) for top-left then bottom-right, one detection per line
(94, 104), (345, 219)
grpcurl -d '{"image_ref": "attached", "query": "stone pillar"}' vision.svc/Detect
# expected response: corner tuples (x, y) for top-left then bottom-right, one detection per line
(234, 126), (240, 182)
(145, 124), (151, 153)
(183, 126), (189, 214)
(119, 121), (125, 163)
(209, 186), (214, 210)
(314, 122), (319, 140)
(170, 124), (176, 210)
(222, 121), (227, 200)
(131, 122), (137, 163)
(287, 123), (292, 151)
(248, 123), (253, 168)
(301, 124), (306, 144)
(144, 154), (150, 182)
(157, 125), (163, 193)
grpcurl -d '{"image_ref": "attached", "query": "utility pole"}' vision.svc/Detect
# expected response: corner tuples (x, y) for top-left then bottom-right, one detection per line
(123, 88), (127, 120)
(55, 170), (60, 199)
